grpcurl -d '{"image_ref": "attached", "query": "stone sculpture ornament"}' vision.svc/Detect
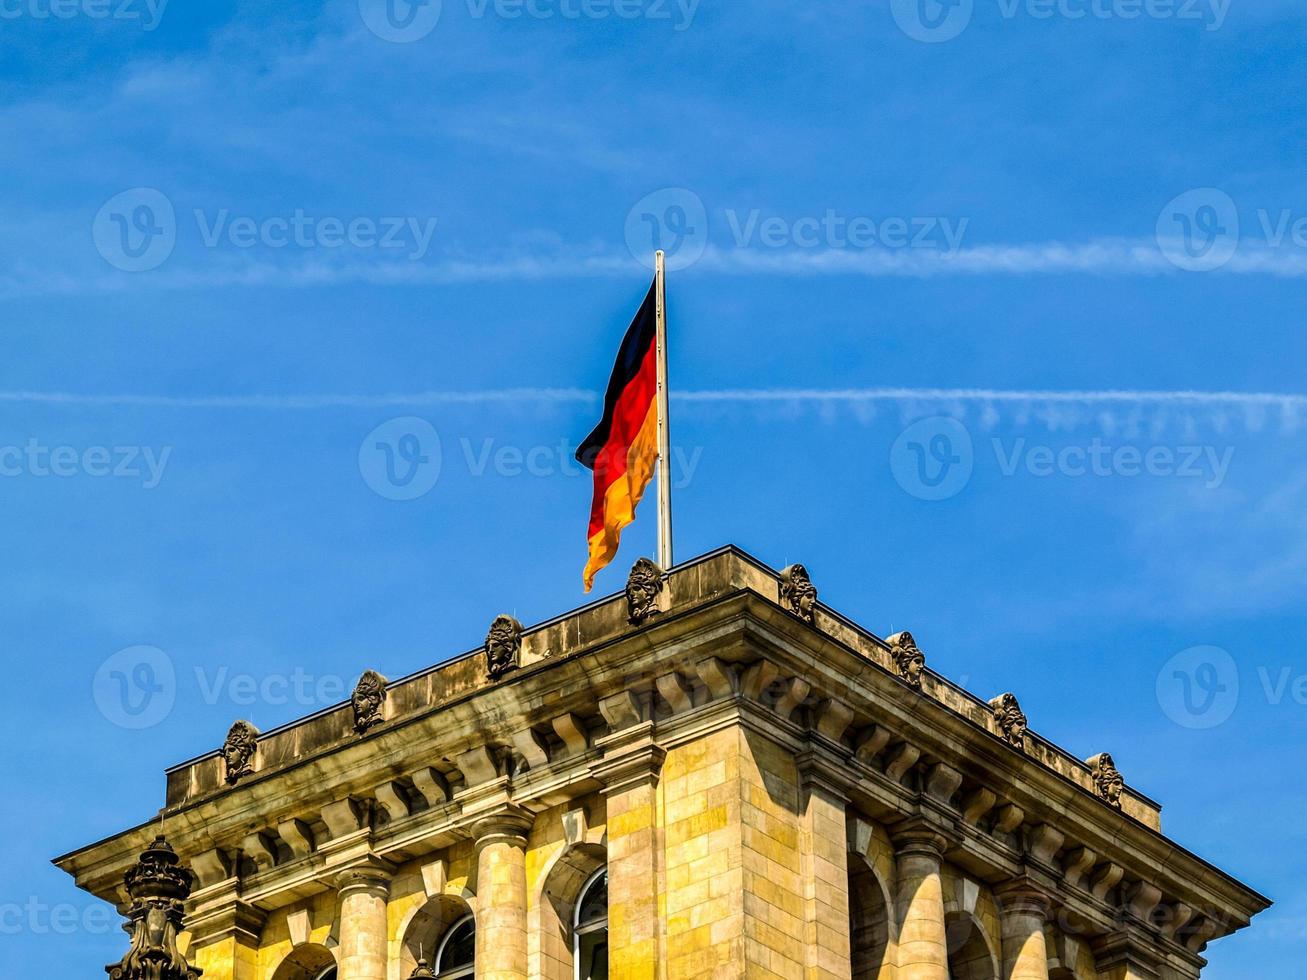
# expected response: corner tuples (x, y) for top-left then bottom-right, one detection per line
(409, 957), (436, 979)
(1089, 752), (1124, 809)
(626, 557), (665, 625)
(351, 670), (388, 735)
(105, 835), (203, 980)
(887, 631), (926, 689)
(221, 720), (259, 785)
(989, 693), (1028, 750)
(485, 614), (524, 681)
(779, 564), (818, 624)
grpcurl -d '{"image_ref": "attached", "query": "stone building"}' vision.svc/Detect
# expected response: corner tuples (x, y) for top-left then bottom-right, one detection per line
(57, 547), (1267, 980)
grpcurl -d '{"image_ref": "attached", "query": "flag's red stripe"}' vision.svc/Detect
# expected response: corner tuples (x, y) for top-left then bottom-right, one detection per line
(576, 283), (658, 464)
(585, 340), (658, 539)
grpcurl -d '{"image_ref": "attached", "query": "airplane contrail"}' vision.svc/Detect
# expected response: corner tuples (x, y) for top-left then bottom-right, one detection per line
(0, 386), (1299, 410)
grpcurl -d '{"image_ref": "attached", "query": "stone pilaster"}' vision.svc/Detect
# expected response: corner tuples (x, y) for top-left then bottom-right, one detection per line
(996, 883), (1052, 980)
(182, 847), (263, 980)
(892, 819), (953, 980)
(797, 751), (853, 980)
(592, 718), (665, 980)
(472, 807), (533, 980)
(185, 900), (265, 980)
(336, 860), (394, 980)
(1093, 929), (1163, 980)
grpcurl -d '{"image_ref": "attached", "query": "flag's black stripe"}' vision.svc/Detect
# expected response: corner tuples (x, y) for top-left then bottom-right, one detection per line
(576, 279), (658, 469)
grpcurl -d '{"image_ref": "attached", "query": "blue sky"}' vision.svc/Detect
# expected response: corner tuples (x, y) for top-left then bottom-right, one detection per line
(1, 0), (1304, 975)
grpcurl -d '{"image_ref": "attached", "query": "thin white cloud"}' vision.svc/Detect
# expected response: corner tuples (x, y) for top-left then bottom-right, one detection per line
(0, 385), (1300, 412)
(0, 388), (596, 409)
(678, 387), (1307, 408)
(700, 242), (1307, 278)
(7, 239), (1307, 299)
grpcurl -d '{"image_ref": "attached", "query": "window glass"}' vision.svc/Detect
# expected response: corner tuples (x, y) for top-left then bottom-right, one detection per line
(577, 872), (608, 927)
(575, 870), (608, 980)
(436, 916), (475, 978)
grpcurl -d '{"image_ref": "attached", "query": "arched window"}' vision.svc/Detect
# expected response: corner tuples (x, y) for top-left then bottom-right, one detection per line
(573, 868), (608, 980)
(270, 944), (337, 980)
(435, 914), (476, 980)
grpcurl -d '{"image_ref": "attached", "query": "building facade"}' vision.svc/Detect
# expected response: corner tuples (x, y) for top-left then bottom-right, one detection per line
(58, 547), (1268, 980)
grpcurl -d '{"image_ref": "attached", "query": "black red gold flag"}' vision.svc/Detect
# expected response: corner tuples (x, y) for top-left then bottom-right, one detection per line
(576, 281), (660, 591)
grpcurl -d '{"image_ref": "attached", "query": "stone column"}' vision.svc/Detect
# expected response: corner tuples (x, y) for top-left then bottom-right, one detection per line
(892, 821), (952, 980)
(337, 862), (393, 980)
(472, 807), (533, 980)
(997, 888), (1051, 980)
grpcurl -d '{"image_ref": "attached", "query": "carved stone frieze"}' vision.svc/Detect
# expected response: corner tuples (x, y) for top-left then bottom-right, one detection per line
(221, 721), (259, 785)
(351, 670), (388, 735)
(989, 693), (1028, 750)
(625, 557), (665, 625)
(887, 631), (926, 690)
(485, 615), (524, 681)
(779, 563), (818, 623)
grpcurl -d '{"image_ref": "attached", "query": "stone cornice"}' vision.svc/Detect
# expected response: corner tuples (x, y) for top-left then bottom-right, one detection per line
(53, 547), (1269, 948)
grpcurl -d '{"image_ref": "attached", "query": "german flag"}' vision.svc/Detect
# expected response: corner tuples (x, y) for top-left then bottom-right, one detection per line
(577, 280), (660, 592)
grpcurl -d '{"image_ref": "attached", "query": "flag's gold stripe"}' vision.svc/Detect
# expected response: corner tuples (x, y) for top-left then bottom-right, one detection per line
(582, 398), (659, 591)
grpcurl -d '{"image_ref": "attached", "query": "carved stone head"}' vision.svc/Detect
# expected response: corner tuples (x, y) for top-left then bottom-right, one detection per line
(351, 670), (388, 735)
(1089, 752), (1124, 809)
(887, 631), (926, 690)
(779, 564), (818, 624)
(989, 693), (1028, 750)
(221, 720), (259, 784)
(485, 615), (524, 681)
(626, 557), (665, 625)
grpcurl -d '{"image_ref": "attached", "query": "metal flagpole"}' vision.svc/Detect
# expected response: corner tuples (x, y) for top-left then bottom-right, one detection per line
(654, 250), (674, 571)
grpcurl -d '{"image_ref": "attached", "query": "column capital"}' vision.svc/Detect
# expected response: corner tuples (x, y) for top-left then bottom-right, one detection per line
(470, 803), (534, 849)
(334, 855), (396, 897)
(889, 814), (956, 859)
(995, 876), (1057, 920)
